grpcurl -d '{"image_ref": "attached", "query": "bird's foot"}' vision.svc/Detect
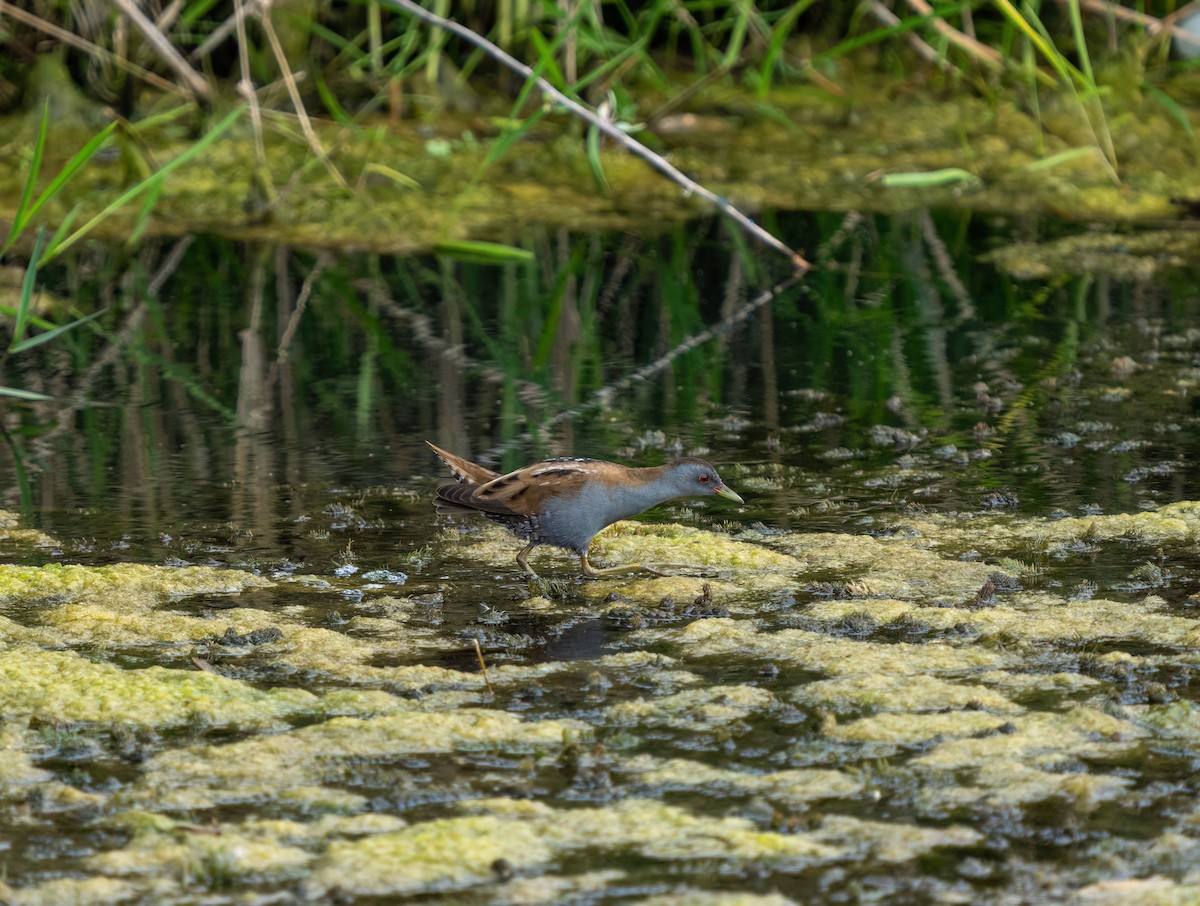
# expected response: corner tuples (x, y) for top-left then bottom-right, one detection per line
(579, 555), (644, 579)
(580, 555), (713, 579)
(641, 562), (719, 577)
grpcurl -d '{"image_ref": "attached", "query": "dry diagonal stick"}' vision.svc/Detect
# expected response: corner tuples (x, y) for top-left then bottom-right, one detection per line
(258, 4), (350, 190)
(865, 1), (959, 73)
(478, 209), (865, 462)
(903, 0), (1003, 68)
(190, 0), (263, 61)
(110, 0), (211, 102)
(379, 0), (809, 275)
(479, 272), (804, 462)
(1068, 0), (1200, 53)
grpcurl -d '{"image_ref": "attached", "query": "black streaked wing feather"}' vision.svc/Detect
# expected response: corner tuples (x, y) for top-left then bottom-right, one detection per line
(435, 480), (521, 517)
(472, 462), (599, 516)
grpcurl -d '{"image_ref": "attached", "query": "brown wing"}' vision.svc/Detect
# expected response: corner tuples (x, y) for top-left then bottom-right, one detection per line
(434, 479), (521, 516)
(426, 441), (501, 485)
(470, 461), (604, 515)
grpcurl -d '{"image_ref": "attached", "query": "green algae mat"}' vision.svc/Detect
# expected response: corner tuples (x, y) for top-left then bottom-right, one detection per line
(1, 499), (1200, 905)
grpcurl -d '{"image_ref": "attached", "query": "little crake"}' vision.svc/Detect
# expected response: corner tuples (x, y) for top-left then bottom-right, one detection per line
(428, 442), (744, 578)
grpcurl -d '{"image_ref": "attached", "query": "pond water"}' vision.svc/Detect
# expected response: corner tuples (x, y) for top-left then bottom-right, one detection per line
(3, 208), (1200, 904)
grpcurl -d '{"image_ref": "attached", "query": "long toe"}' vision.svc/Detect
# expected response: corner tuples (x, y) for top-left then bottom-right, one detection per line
(580, 555), (644, 578)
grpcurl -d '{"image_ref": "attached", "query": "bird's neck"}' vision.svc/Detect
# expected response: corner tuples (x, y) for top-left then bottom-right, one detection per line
(602, 465), (679, 521)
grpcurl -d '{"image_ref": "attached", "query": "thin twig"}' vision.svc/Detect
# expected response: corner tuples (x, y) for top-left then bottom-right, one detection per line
(189, 0), (263, 61)
(473, 639), (494, 695)
(919, 211), (974, 322)
(479, 272), (803, 461)
(110, 0), (211, 102)
(35, 236), (194, 451)
(233, 0), (269, 178)
(276, 252), (332, 364)
(379, 0), (809, 274)
(1069, 0), (1200, 50)
(258, 6), (350, 190)
(866, 1), (959, 73)
(903, 0), (1003, 67)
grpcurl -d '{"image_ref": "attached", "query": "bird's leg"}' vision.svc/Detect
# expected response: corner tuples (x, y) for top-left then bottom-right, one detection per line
(516, 543), (539, 579)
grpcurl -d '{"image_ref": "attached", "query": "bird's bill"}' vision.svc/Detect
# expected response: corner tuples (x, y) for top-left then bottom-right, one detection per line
(713, 484), (744, 504)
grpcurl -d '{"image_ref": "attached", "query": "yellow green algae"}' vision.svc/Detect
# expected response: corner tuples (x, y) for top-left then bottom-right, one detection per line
(658, 618), (1011, 676)
(303, 798), (842, 899)
(0, 646), (316, 728)
(0, 509), (56, 550)
(0, 877), (140, 906)
(896, 500), (1200, 551)
(127, 708), (589, 809)
(605, 684), (776, 728)
(621, 754), (862, 804)
(809, 815), (981, 863)
(5, 503), (1200, 899)
(0, 562), (273, 602)
(983, 229), (1200, 280)
(443, 521), (800, 595)
(9, 67), (1200, 258)
(1072, 877), (1200, 906)
(0, 720), (51, 787)
(640, 894), (800, 906)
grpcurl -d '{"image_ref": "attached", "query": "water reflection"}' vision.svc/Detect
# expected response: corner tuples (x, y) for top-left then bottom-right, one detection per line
(4, 209), (1200, 546)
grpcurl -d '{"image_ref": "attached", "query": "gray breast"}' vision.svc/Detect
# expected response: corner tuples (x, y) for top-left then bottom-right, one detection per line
(537, 480), (668, 555)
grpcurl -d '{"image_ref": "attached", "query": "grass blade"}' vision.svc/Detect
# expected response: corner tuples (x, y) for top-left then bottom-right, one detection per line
(44, 106), (244, 264)
(0, 386), (56, 401)
(10, 309), (105, 354)
(1146, 85), (1196, 139)
(5, 100), (49, 251)
(435, 240), (534, 264)
(12, 228), (46, 351)
(586, 123), (609, 191)
(880, 167), (980, 187)
(1024, 147), (1102, 170)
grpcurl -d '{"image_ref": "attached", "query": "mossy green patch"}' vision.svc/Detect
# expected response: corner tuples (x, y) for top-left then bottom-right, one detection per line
(904, 594), (1198, 647)
(641, 893), (800, 906)
(87, 826), (311, 883)
(0, 877), (139, 906)
(900, 501), (1200, 551)
(604, 684), (774, 728)
(131, 708), (589, 807)
(811, 815), (982, 862)
(623, 754), (862, 803)
(830, 710), (1007, 744)
(592, 522), (802, 571)
(793, 672), (1021, 714)
(0, 720), (50, 788)
(306, 814), (553, 897)
(0, 646), (316, 727)
(0, 563), (272, 603)
(910, 706), (1142, 771)
(0, 509), (57, 551)
(765, 531), (999, 601)
(441, 522), (801, 593)
(799, 593), (1198, 648)
(46, 602), (283, 646)
(307, 797), (838, 899)
(1072, 876), (1200, 905)
(662, 618), (1011, 676)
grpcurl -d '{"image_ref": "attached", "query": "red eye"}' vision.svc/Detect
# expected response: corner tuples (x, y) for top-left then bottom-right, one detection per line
(699, 475), (710, 483)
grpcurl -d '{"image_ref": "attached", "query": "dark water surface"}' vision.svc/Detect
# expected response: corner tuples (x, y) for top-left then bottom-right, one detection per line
(3, 210), (1200, 903)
